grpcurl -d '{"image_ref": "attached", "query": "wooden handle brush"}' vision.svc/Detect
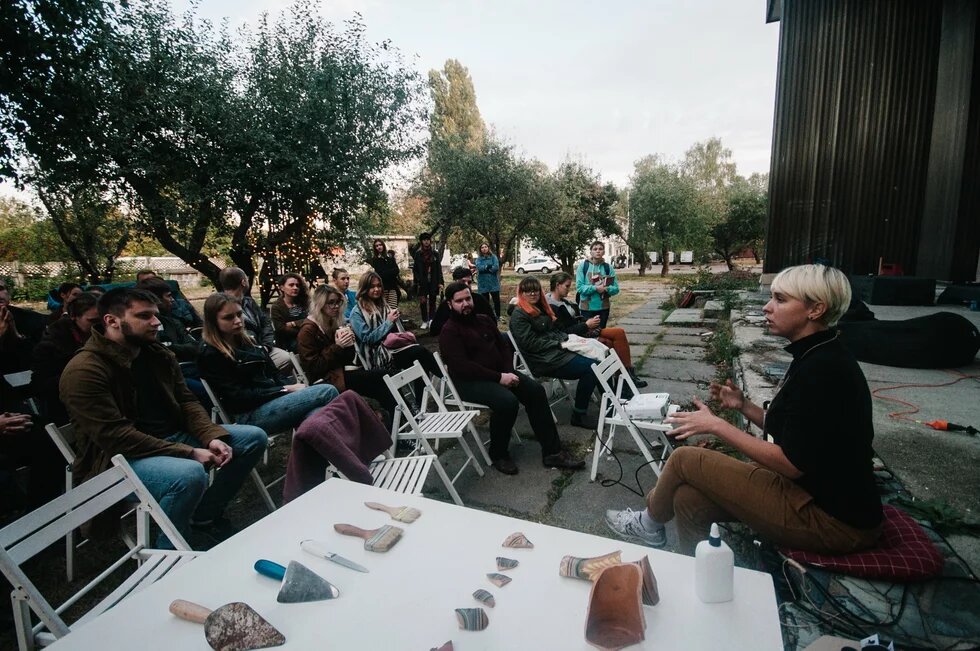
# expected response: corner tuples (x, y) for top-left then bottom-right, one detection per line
(334, 523), (404, 552)
(364, 501), (422, 523)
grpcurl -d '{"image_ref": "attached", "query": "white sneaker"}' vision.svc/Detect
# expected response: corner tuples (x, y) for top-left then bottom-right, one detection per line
(604, 508), (666, 547)
(419, 321), (429, 330)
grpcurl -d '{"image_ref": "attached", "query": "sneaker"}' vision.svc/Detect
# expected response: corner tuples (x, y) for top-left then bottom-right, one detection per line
(191, 516), (239, 544)
(628, 368), (649, 389)
(491, 457), (519, 475)
(419, 321), (430, 330)
(542, 450), (586, 470)
(604, 508), (666, 548)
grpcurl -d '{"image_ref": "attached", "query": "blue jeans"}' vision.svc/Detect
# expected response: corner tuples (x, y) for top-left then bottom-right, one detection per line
(128, 425), (268, 549)
(237, 384), (339, 434)
(551, 354), (599, 413)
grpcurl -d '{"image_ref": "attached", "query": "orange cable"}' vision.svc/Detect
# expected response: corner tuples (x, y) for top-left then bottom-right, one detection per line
(870, 371), (980, 424)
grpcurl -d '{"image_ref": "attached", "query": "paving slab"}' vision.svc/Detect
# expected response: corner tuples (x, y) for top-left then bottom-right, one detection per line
(549, 455), (681, 552)
(639, 357), (717, 383)
(628, 344), (649, 360)
(611, 323), (665, 334)
(625, 333), (660, 344)
(635, 378), (707, 402)
(647, 344), (706, 361)
(664, 309), (718, 326)
(658, 334), (709, 347)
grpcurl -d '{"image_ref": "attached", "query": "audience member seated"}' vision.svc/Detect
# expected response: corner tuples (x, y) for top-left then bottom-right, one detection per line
(30, 291), (100, 425)
(349, 272), (442, 388)
(198, 293), (338, 437)
(218, 266), (291, 373)
(60, 288), (268, 548)
(0, 283), (46, 373)
(605, 264), (883, 555)
(547, 271), (647, 388)
(330, 268), (358, 320)
(0, 409), (63, 519)
(47, 282), (82, 324)
(270, 272), (309, 352)
(367, 239), (402, 310)
(429, 267), (496, 336)
(136, 269), (202, 329)
(509, 276), (601, 430)
(296, 285), (396, 420)
(439, 281), (584, 475)
(137, 278), (200, 363)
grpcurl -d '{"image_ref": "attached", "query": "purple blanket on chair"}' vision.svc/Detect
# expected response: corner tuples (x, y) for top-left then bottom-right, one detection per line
(283, 391), (392, 503)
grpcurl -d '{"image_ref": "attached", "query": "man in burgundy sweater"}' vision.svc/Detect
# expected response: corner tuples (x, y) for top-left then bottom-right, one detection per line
(438, 281), (585, 475)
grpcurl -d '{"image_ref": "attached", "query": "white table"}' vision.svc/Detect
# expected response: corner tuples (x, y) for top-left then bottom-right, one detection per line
(50, 479), (783, 650)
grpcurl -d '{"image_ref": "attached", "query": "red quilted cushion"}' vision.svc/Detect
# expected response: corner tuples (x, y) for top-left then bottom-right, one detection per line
(780, 505), (944, 580)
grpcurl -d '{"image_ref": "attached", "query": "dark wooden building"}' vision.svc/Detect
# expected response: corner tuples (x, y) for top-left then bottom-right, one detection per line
(764, 0), (979, 282)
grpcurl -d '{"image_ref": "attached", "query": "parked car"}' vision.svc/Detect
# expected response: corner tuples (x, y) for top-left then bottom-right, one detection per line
(515, 256), (555, 274)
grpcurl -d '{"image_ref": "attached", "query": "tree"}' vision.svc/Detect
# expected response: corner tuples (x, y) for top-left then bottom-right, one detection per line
(711, 175), (768, 270)
(528, 161), (620, 273)
(0, 196), (68, 263)
(35, 179), (130, 283)
(628, 156), (705, 276)
(422, 134), (555, 269)
(425, 59), (486, 255)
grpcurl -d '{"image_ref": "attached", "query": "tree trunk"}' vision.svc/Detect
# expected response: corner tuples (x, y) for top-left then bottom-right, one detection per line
(660, 246), (670, 277)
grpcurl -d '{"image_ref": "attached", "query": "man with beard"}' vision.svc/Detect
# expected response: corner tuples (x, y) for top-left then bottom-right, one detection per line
(59, 288), (267, 548)
(438, 281), (585, 475)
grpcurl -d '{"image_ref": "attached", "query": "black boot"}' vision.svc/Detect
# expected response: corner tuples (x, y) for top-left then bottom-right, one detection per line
(628, 367), (648, 388)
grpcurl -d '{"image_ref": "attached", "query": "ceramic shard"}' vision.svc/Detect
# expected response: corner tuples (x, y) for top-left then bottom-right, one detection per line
(632, 556), (660, 606)
(502, 532), (533, 548)
(585, 564), (645, 651)
(455, 608), (489, 631)
(496, 557), (519, 571)
(559, 551), (623, 581)
(472, 589), (495, 608)
(486, 573), (512, 588)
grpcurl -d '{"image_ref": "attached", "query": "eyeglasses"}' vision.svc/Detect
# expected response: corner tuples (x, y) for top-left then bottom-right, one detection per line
(326, 300), (342, 306)
(523, 290), (540, 295)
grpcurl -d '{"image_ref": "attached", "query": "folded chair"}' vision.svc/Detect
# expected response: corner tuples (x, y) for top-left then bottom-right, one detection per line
(589, 351), (678, 482)
(384, 361), (482, 506)
(199, 379), (279, 513)
(505, 330), (573, 416)
(0, 454), (201, 651)
(288, 352), (310, 385)
(433, 351), (518, 462)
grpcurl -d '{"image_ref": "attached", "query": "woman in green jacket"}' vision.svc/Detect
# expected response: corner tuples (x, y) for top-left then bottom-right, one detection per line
(509, 276), (599, 429)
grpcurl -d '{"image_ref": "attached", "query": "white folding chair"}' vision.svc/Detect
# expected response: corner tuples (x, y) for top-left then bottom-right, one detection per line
(288, 352), (310, 385)
(4, 370), (39, 415)
(199, 379), (279, 513)
(505, 330), (574, 416)
(589, 351), (679, 482)
(329, 454), (437, 496)
(433, 351), (517, 462)
(384, 361), (482, 506)
(0, 454), (201, 651)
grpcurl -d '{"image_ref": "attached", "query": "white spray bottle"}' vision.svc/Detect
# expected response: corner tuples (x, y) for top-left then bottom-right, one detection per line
(695, 523), (734, 603)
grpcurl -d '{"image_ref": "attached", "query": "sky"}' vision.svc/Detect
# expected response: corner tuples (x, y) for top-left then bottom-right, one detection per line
(179, 0), (781, 187)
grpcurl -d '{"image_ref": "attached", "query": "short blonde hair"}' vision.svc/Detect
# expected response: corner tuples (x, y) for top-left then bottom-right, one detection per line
(771, 264), (851, 326)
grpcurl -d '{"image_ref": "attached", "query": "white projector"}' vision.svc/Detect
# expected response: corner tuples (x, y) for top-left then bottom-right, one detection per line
(623, 392), (671, 421)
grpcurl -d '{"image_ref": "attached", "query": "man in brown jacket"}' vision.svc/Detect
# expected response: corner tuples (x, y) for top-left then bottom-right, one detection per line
(60, 288), (267, 548)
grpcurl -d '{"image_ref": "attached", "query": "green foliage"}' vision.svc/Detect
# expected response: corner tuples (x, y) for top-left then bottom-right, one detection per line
(711, 175), (768, 270)
(428, 59), (485, 153)
(2, 0), (428, 303)
(36, 178), (130, 283)
(421, 133), (554, 268)
(527, 160), (620, 274)
(672, 266), (760, 292)
(0, 196), (69, 262)
(628, 156), (708, 276)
